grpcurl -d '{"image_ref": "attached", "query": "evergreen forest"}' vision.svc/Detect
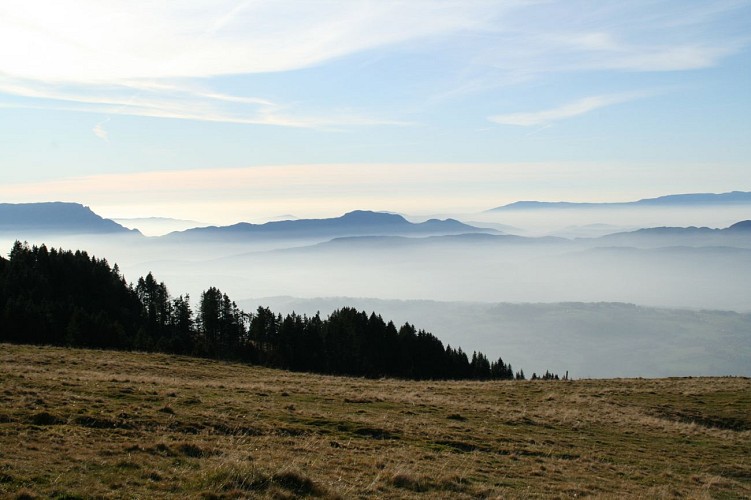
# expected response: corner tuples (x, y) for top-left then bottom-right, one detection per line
(0, 241), (545, 380)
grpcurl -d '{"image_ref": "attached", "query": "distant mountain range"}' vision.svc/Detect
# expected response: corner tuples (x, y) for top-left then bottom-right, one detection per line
(163, 210), (497, 241)
(0, 202), (138, 235)
(590, 219), (751, 248)
(619, 220), (751, 235)
(1, 200), (748, 246)
(6, 202), (747, 314)
(0, 204), (492, 240)
(260, 220), (750, 256)
(488, 191), (751, 211)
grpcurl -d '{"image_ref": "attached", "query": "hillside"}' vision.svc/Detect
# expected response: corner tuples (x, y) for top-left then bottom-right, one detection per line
(1, 344), (749, 498)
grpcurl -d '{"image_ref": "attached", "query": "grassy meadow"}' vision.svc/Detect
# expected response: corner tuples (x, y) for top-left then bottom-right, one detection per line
(0, 343), (749, 499)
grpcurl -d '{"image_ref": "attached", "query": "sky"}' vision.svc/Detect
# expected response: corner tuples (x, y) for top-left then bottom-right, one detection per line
(1, 0), (750, 223)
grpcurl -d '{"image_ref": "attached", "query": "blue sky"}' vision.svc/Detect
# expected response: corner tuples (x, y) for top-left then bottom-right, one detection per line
(1, 0), (749, 222)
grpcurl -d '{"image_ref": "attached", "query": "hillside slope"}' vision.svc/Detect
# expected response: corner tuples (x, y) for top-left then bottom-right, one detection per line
(1, 344), (749, 499)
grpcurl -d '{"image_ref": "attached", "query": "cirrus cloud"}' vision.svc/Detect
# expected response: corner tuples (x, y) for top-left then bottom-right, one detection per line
(489, 93), (650, 127)
(0, 0), (747, 132)
(0, 0), (493, 83)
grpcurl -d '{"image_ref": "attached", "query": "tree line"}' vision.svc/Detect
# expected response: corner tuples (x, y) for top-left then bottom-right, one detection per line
(0, 242), (563, 380)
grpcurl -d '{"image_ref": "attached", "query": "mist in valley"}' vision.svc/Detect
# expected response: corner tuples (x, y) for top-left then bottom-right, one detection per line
(460, 203), (751, 238)
(3, 202), (750, 379)
(239, 297), (751, 379)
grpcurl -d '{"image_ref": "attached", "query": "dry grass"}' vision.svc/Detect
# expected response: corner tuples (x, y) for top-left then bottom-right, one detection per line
(0, 343), (749, 499)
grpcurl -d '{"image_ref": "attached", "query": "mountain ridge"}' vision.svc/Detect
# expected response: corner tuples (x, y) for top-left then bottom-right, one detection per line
(2, 201), (748, 245)
(0, 202), (139, 235)
(590, 220), (751, 248)
(163, 210), (497, 241)
(488, 191), (751, 212)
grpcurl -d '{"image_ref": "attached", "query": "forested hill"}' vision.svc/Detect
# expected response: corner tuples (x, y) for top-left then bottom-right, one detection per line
(0, 241), (544, 381)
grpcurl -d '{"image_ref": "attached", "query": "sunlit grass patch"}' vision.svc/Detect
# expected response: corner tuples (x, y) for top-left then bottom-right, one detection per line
(0, 344), (749, 498)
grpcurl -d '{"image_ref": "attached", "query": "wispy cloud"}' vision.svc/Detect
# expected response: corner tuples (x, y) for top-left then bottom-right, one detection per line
(521, 36), (742, 74)
(0, 1), (747, 130)
(0, 1), (485, 128)
(92, 118), (110, 142)
(0, 77), (411, 129)
(0, 1), (490, 83)
(438, 2), (750, 97)
(489, 93), (649, 127)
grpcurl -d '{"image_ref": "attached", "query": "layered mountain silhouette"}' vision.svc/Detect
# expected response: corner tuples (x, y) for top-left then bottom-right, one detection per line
(163, 210), (497, 242)
(593, 220), (751, 248)
(0, 202), (139, 235)
(2, 201), (748, 247)
(488, 191), (751, 211)
(728, 220), (751, 231)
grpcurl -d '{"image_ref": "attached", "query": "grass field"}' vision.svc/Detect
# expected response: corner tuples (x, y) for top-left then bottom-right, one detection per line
(0, 343), (749, 499)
